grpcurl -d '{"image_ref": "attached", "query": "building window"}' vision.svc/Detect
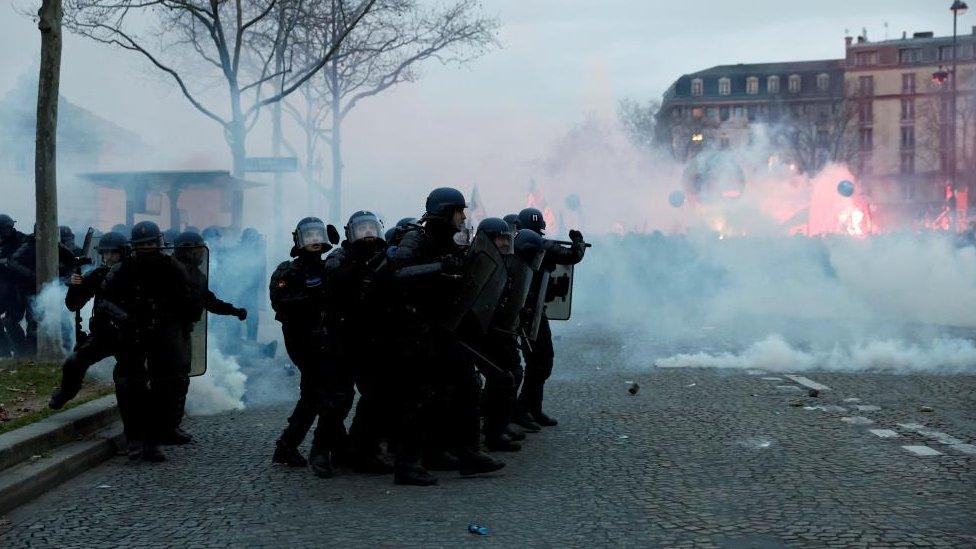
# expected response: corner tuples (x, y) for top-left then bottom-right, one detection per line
(718, 77), (731, 95)
(855, 51), (878, 66)
(858, 75), (874, 96)
(900, 152), (915, 175)
(902, 73), (916, 94)
(939, 45), (955, 61)
(720, 106), (730, 121)
(746, 76), (759, 95)
(901, 99), (915, 121)
(767, 75), (780, 93)
(706, 107), (718, 119)
(691, 78), (703, 96)
(816, 73), (830, 91)
(733, 105), (744, 118)
(692, 107), (704, 119)
(859, 153), (873, 175)
(788, 74), (801, 93)
(719, 136), (730, 149)
(859, 128), (873, 151)
(817, 129), (829, 146)
(899, 48), (923, 64)
(900, 126), (915, 149)
(859, 101), (873, 125)
(769, 104), (781, 122)
(747, 105), (757, 121)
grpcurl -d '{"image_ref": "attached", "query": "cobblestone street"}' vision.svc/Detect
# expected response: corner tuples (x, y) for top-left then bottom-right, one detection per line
(1, 327), (974, 547)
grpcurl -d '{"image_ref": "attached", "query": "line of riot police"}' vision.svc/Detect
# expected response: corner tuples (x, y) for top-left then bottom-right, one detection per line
(269, 187), (587, 486)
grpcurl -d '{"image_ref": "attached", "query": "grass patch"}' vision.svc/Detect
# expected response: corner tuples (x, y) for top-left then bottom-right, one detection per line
(0, 359), (115, 435)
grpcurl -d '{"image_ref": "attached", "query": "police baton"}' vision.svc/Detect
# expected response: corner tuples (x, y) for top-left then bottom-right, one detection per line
(551, 239), (592, 248)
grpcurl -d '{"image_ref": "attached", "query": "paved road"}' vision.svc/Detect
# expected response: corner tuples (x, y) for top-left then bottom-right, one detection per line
(1, 326), (974, 547)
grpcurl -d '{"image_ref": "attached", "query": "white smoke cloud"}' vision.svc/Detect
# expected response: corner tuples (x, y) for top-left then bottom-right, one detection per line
(32, 281), (70, 357)
(186, 346), (247, 416)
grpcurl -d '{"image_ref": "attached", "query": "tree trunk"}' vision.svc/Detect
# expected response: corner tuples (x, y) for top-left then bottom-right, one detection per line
(330, 100), (342, 223)
(228, 87), (247, 229)
(35, 0), (63, 360)
(272, 99), (284, 248)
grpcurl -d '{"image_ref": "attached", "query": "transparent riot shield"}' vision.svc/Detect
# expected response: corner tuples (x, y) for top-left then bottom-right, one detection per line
(521, 269), (550, 341)
(491, 253), (538, 334)
(444, 231), (508, 333)
(544, 263), (574, 321)
(165, 244), (209, 377)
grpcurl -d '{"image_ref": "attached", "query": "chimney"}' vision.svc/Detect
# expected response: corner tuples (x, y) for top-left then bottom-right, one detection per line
(857, 36), (866, 44)
(902, 31), (907, 39)
(913, 31), (934, 39)
(845, 36), (853, 47)
(971, 25), (975, 35)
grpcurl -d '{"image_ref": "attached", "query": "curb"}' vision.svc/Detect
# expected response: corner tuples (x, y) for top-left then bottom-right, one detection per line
(0, 395), (122, 515)
(0, 395), (119, 472)
(0, 423), (124, 516)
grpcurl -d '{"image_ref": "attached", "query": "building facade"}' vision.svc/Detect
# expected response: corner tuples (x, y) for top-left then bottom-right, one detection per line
(845, 30), (976, 223)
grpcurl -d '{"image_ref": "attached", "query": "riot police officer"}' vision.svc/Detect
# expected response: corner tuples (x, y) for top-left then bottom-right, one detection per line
(270, 217), (353, 478)
(168, 231), (247, 444)
(49, 232), (129, 409)
(393, 187), (505, 481)
(324, 211), (394, 474)
(0, 214), (28, 357)
(513, 207), (587, 430)
(99, 221), (200, 462)
(503, 213), (520, 233)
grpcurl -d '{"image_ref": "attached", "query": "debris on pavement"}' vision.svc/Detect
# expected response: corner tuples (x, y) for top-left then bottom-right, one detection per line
(628, 382), (640, 395)
(808, 388), (820, 397)
(468, 523), (490, 536)
(789, 399), (804, 407)
(918, 405), (934, 413)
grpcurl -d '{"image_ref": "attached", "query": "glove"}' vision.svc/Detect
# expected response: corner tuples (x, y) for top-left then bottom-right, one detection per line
(569, 229), (584, 244)
(235, 308), (248, 321)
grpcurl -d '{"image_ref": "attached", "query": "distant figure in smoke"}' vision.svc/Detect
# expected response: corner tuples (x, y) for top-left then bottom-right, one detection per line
(169, 231), (247, 445)
(99, 221), (201, 462)
(513, 207), (587, 431)
(234, 228), (266, 342)
(49, 232), (129, 409)
(0, 214), (28, 357)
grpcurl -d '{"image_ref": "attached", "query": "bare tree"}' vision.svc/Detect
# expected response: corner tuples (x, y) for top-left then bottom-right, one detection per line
(917, 69), (976, 202)
(775, 92), (858, 175)
(35, 0), (64, 359)
(63, 0), (376, 226)
(282, 0), (497, 220)
(617, 98), (659, 154)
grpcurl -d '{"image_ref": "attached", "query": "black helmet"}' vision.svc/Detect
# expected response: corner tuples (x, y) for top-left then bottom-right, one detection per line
(59, 225), (75, 244)
(240, 227), (261, 244)
(518, 208), (546, 234)
(345, 211), (384, 243)
(424, 187), (466, 218)
(175, 231), (205, 247)
(0, 214), (14, 229)
(396, 217), (418, 229)
(97, 231), (127, 252)
(201, 226), (221, 242)
(184, 225), (201, 234)
(503, 213), (520, 232)
(293, 216), (328, 248)
(514, 228), (544, 264)
(162, 228), (180, 246)
(384, 227), (397, 243)
(130, 221), (162, 245)
(477, 217), (511, 237)
(109, 223), (128, 235)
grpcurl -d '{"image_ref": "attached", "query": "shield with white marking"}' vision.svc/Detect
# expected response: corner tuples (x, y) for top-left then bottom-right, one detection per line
(166, 244), (209, 377)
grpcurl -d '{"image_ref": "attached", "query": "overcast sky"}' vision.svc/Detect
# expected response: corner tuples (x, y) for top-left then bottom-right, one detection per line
(0, 0), (963, 222)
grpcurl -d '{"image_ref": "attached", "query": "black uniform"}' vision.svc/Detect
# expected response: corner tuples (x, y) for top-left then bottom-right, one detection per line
(7, 236), (75, 355)
(50, 265), (115, 407)
(393, 220), (483, 462)
(517, 239), (586, 422)
(99, 251), (200, 452)
(270, 251), (354, 462)
(323, 240), (393, 469)
(0, 229), (27, 356)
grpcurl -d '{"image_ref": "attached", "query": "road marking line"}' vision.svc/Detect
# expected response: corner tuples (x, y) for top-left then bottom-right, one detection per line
(853, 405), (881, 412)
(775, 385), (802, 392)
(843, 397), (861, 403)
(869, 429), (899, 438)
(902, 445), (942, 456)
(950, 444), (976, 455)
(841, 416), (874, 425)
(784, 375), (830, 391)
(897, 424), (965, 445)
(761, 377), (782, 381)
(803, 405), (847, 412)
(745, 370), (766, 375)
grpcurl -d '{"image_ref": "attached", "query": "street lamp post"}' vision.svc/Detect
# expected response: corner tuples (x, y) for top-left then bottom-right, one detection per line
(950, 1), (968, 216)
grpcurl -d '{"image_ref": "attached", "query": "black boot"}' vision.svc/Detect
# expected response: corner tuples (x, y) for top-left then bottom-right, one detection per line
(512, 410), (542, 432)
(272, 440), (308, 467)
(309, 451), (335, 478)
(485, 433), (522, 452)
(394, 464), (439, 486)
(158, 426), (194, 446)
(456, 449), (505, 476)
(422, 450), (460, 471)
(504, 425), (526, 441)
(127, 440), (144, 461)
(141, 443), (166, 463)
(48, 385), (79, 410)
(533, 411), (558, 427)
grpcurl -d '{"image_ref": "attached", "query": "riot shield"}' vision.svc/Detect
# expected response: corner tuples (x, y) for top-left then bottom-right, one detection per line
(544, 263), (574, 321)
(164, 244), (209, 377)
(443, 231), (508, 333)
(521, 269), (550, 341)
(491, 253), (538, 334)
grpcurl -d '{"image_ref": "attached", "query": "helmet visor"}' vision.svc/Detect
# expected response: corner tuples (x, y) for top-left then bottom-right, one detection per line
(491, 232), (514, 255)
(296, 221), (328, 247)
(349, 218), (384, 242)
